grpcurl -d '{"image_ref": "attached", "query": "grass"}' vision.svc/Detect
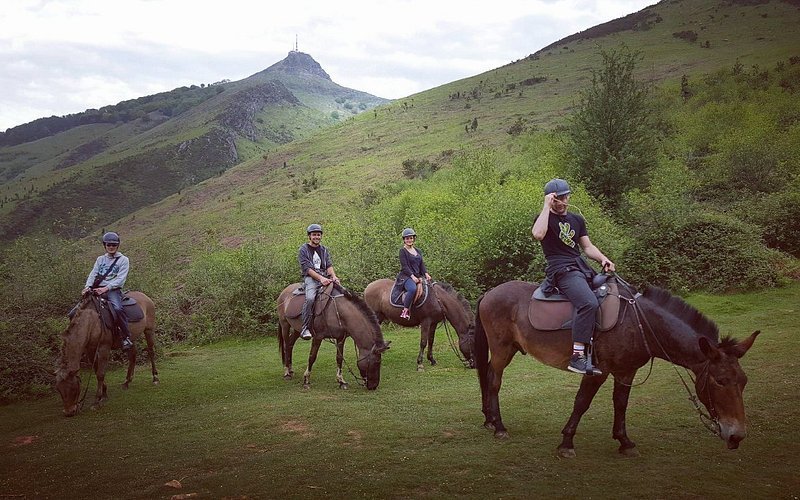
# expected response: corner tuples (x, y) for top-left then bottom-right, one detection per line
(2, 283), (800, 499)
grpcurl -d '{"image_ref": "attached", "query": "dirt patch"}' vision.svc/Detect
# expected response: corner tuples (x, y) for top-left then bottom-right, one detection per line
(280, 419), (314, 438)
(10, 435), (38, 447)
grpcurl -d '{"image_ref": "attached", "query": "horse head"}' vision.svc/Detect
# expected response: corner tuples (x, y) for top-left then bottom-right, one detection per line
(358, 340), (391, 390)
(55, 295), (96, 416)
(696, 330), (760, 449)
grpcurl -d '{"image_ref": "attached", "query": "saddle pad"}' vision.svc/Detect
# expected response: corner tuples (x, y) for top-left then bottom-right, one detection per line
(284, 284), (342, 319)
(528, 281), (621, 332)
(389, 281), (428, 308)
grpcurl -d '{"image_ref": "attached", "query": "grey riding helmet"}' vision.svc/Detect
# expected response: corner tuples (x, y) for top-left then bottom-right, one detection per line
(102, 232), (121, 244)
(306, 224), (323, 234)
(401, 228), (416, 239)
(544, 178), (571, 196)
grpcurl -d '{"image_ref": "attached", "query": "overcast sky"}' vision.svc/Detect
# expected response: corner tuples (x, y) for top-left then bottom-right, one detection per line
(0, 0), (656, 132)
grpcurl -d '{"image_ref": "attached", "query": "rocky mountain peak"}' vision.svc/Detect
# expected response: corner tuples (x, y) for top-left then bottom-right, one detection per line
(261, 51), (331, 81)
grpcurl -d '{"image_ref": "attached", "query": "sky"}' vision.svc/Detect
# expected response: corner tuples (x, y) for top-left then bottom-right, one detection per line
(0, 0), (657, 132)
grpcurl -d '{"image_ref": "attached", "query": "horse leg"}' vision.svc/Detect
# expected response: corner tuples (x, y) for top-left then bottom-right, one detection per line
(612, 372), (639, 457)
(335, 338), (348, 390)
(122, 344), (137, 390)
(281, 322), (296, 380)
(302, 338), (323, 389)
(483, 347), (517, 439)
(92, 347), (111, 409)
(145, 327), (159, 385)
(426, 321), (437, 367)
(557, 373), (609, 458)
(417, 320), (435, 371)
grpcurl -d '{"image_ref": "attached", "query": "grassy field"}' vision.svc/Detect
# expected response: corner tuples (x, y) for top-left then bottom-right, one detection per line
(2, 283), (799, 499)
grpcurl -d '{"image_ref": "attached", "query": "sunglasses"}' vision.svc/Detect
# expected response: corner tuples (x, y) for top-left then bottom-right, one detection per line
(104, 243), (119, 247)
(555, 194), (570, 201)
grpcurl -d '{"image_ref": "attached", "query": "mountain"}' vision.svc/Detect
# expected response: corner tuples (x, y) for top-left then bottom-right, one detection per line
(108, 0), (800, 250)
(0, 51), (388, 240)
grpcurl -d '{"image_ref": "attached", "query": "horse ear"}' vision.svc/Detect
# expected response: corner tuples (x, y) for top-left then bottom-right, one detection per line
(375, 341), (391, 353)
(698, 337), (721, 361)
(733, 330), (761, 358)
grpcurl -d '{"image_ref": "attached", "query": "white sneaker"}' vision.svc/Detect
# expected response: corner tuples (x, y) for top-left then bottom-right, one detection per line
(299, 329), (312, 340)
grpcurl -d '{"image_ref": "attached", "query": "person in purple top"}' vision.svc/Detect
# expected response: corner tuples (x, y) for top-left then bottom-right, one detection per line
(395, 228), (432, 319)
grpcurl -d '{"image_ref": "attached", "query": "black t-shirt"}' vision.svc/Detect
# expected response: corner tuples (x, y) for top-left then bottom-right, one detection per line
(539, 211), (588, 270)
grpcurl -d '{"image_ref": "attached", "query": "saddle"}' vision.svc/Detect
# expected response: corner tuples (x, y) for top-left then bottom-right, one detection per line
(389, 280), (428, 308)
(99, 294), (145, 331)
(284, 283), (342, 320)
(528, 277), (621, 332)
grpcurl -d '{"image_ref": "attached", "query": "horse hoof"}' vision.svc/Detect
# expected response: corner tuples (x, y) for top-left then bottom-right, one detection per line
(339, 383), (349, 390)
(483, 422), (496, 431)
(619, 447), (640, 458)
(121, 382), (130, 390)
(494, 430), (509, 440)
(429, 359), (437, 366)
(152, 379), (159, 386)
(417, 365), (424, 372)
(303, 384), (311, 390)
(557, 448), (576, 459)
(283, 374), (293, 380)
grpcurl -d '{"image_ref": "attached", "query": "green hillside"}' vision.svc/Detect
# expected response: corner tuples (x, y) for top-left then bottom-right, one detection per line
(0, 51), (388, 240)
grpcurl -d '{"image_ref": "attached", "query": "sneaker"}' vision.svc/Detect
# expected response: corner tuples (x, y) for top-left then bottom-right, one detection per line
(567, 352), (602, 375)
(121, 337), (133, 351)
(299, 328), (312, 340)
(400, 308), (410, 319)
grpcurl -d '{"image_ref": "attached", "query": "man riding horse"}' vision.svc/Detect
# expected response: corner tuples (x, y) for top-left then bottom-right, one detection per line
(531, 178), (616, 375)
(82, 231), (133, 351)
(297, 223), (341, 340)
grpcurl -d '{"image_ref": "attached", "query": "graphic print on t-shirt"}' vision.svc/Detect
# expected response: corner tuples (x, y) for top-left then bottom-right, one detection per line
(312, 249), (322, 271)
(558, 221), (577, 248)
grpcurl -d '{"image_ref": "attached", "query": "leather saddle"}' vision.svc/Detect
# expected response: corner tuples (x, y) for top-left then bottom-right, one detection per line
(99, 294), (145, 331)
(528, 277), (621, 332)
(389, 279), (428, 308)
(284, 283), (342, 319)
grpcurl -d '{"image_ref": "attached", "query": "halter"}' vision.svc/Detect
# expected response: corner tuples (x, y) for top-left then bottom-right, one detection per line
(613, 274), (722, 437)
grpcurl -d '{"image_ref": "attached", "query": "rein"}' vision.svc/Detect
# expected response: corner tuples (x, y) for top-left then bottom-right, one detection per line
(612, 275), (721, 437)
(320, 287), (369, 387)
(431, 282), (471, 368)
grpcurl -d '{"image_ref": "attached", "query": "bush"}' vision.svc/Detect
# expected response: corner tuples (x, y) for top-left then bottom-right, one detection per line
(0, 317), (64, 404)
(624, 210), (781, 293)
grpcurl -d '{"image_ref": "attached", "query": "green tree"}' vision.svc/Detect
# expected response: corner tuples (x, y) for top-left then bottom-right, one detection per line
(567, 46), (658, 211)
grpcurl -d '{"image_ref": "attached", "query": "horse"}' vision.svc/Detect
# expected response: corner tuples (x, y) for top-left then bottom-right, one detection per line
(55, 291), (158, 417)
(277, 283), (390, 390)
(474, 279), (760, 457)
(364, 279), (475, 370)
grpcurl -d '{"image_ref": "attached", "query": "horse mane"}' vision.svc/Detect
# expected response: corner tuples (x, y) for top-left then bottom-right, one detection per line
(435, 281), (474, 318)
(342, 288), (385, 343)
(643, 286), (719, 342)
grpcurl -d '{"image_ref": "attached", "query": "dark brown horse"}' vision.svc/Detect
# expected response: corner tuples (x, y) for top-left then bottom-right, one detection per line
(55, 292), (158, 417)
(277, 283), (389, 390)
(364, 279), (474, 370)
(475, 279), (760, 457)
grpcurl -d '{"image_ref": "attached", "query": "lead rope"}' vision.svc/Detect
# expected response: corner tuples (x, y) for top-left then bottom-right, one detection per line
(614, 274), (720, 437)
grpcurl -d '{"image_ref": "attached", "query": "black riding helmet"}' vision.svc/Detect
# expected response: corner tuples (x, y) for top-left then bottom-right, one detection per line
(306, 224), (323, 234)
(102, 232), (120, 245)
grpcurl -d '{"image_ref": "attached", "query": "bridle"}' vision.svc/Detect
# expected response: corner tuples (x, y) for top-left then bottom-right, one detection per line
(613, 275), (722, 437)
(430, 281), (472, 368)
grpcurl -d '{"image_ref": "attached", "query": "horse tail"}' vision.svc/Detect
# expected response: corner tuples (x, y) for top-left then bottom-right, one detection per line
(474, 293), (489, 397)
(278, 324), (286, 366)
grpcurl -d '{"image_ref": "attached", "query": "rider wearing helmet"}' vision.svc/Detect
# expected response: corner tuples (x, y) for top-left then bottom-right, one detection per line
(82, 232), (133, 351)
(396, 227), (432, 319)
(532, 179), (615, 375)
(297, 224), (340, 340)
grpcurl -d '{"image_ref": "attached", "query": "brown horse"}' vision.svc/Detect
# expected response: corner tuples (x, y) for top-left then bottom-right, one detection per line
(475, 279), (760, 457)
(55, 291), (158, 417)
(277, 283), (389, 390)
(364, 279), (474, 370)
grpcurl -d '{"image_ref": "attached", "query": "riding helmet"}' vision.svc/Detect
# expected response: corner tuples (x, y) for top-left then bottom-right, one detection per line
(544, 178), (571, 196)
(306, 223), (323, 234)
(102, 232), (121, 245)
(401, 228), (417, 239)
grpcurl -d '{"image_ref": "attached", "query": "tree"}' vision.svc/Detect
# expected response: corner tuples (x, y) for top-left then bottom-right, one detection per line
(566, 46), (658, 211)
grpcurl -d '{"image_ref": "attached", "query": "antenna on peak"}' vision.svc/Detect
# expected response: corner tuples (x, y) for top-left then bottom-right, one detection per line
(295, 34), (298, 52)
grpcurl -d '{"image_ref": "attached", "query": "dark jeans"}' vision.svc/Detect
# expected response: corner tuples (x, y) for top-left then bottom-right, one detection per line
(554, 269), (598, 345)
(104, 289), (131, 339)
(402, 278), (417, 308)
